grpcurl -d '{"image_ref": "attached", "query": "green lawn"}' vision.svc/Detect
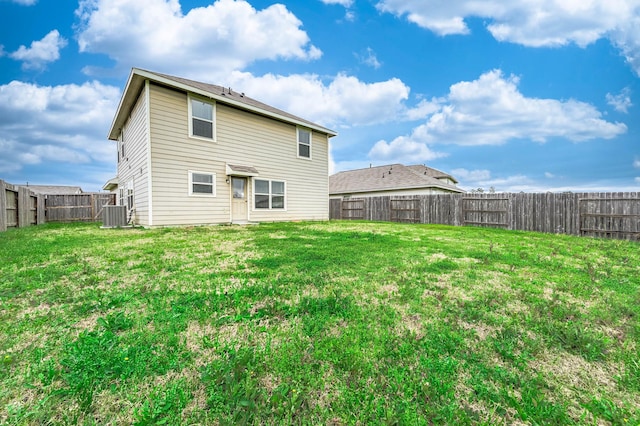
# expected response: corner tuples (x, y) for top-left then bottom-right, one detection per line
(1, 221), (639, 425)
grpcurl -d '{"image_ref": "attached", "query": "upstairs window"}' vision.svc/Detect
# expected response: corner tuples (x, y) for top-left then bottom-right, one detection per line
(189, 96), (215, 140)
(254, 178), (286, 210)
(189, 171), (216, 196)
(298, 128), (311, 159)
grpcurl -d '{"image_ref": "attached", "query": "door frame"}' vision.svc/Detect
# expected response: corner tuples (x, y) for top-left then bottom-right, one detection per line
(230, 176), (248, 223)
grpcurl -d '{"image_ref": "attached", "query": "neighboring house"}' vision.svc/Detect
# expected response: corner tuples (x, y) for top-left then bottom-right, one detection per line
(20, 185), (83, 195)
(108, 68), (337, 226)
(329, 164), (464, 198)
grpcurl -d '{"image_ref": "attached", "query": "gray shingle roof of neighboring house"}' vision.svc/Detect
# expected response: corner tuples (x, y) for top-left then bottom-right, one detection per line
(405, 164), (458, 184)
(109, 68), (336, 140)
(329, 164), (464, 195)
(20, 185), (83, 195)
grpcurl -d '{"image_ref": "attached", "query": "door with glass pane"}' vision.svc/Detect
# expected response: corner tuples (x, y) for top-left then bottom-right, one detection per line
(231, 177), (247, 223)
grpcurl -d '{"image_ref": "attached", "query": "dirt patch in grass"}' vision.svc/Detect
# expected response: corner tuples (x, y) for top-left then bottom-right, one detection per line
(458, 320), (500, 341)
(529, 349), (634, 417)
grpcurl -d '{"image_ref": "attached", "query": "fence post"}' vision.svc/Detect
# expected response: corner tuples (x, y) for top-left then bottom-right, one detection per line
(36, 194), (46, 225)
(0, 180), (6, 232)
(18, 187), (31, 228)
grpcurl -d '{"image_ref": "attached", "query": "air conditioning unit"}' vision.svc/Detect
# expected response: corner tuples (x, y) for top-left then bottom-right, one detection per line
(102, 205), (128, 228)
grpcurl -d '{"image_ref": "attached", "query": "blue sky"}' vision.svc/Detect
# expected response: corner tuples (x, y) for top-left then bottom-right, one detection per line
(1, 0), (638, 192)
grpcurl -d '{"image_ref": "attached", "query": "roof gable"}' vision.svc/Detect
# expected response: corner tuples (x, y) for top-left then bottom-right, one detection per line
(329, 164), (464, 194)
(109, 68), (336, 140)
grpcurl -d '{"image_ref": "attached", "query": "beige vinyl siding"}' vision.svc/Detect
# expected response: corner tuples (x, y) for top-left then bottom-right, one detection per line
(117, 89), (149, 226)
(149, 84), (229, 226)
(147, 82), (328, 226)
(216, 104), (328, 222)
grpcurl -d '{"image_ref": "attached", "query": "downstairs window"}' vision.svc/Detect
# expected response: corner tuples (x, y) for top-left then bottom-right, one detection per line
(254, 178), (285, 209)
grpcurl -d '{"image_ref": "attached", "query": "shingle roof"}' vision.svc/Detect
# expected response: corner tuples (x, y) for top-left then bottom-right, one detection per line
(20, 185), (83, 195)
(150, 70), (334, 132)
(405, 164), (458, 184)
(329, 164), (464, 195)
(109, 68), (336, 140)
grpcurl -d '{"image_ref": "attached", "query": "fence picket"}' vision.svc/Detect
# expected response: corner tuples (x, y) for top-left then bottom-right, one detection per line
(330, 193), (640, 240)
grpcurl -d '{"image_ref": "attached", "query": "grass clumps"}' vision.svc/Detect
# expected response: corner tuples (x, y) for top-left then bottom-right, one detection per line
(1, 221), (639, 424)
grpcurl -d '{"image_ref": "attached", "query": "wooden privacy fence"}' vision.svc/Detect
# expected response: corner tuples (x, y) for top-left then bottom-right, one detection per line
(45, 193), (116, 222)
(330, 192), (640, 240)
(1, 179), (118, 232)
(0, 179), (45, 232)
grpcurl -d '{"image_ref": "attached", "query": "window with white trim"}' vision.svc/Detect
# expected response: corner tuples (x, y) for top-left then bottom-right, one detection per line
(119, 181), (133, 211)
(189, 171), (216, 196)
(297, 127), (311, 159)
(254, 178), (285, 209)
(189, 96), (215, 140)
(126, 182), (134, 211)
(117, 133), (125, 164)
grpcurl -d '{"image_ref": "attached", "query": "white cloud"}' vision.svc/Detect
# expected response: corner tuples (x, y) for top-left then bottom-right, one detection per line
(636, 177), (640, 184)
(367, 69), (625, 167)
(634, 158), (640, 168)
(447, 167), (537, 192)
(9, 30), (67, 70)
(606, 88), (633, 113)
(411, 69), (625, 146)
(610, 15), (640, 76)
(356, 47), (382, 69)
(227, 71), (412, 128)
(0, 80), (120, 174)
(10, 0), (37, 4)
(403, 98), (442, 121)
(320, 0), (353, 6)
(451, 168), (491, 181)
(452, 169), (537, 192)
(454, 167), (640, 192)
(368, 135), (446, 164)
(320, 0), (355, 21)
(75, 0), (321, 80)
(376, 0), (640, 75)
(544, 172), (555, 178)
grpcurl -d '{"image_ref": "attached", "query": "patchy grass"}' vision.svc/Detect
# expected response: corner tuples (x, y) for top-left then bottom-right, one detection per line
(1, 221), (639, 425)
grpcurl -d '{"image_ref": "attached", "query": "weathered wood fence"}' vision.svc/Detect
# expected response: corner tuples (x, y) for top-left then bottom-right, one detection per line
(45, 193), (115, 222)
(1, 179), (117, 232)
(330, 192), (640, 240)
(0, 180), (45, 231)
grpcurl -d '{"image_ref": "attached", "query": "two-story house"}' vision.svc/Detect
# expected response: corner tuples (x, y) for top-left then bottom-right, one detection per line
(106, 68), (337, 226)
